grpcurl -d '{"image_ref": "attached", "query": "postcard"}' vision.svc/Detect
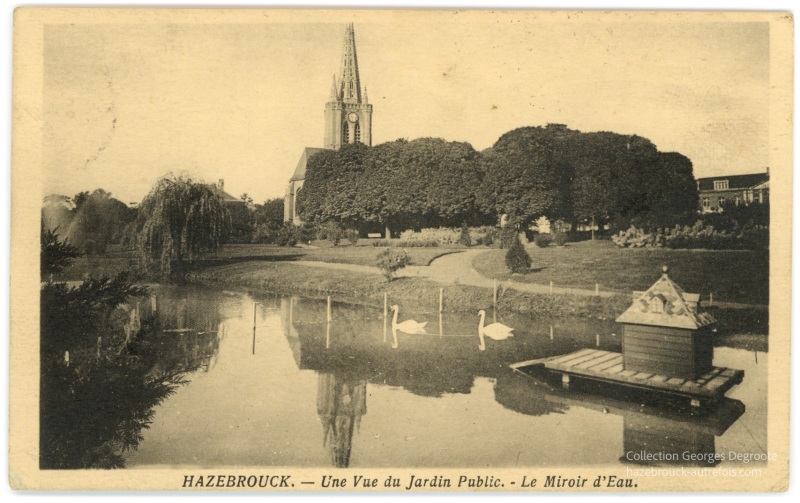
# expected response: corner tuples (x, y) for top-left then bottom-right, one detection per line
(9, 8), (792, 491)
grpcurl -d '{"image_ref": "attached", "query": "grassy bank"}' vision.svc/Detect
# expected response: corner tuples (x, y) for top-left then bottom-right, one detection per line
(472, 240), (769, 306)
(54, 241), (462, 281)
(205, 241), (466, 267)
(188, 259), (632, 320)
(188, 260), (768, 341)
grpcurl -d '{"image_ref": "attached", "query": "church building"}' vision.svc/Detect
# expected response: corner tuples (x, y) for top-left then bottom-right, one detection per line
(284, 23), (373, 224)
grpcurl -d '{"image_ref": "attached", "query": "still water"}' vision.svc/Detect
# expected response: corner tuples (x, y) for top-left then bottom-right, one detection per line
(124, 285), (766, 468)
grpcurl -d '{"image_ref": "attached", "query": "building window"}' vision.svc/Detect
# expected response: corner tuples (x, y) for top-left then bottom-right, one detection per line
(649, 297), (664, 314)
(342, 123), (349, 145)
(714, 180), (729, 190)
(719, 197), (727, 207)
(755, 191), (762, 203)
(702, 197), (710, 209)
(354, 122), (361, 143)
(734, 196), (740, 206)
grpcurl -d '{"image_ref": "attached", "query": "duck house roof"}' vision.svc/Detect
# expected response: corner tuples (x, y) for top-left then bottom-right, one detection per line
(615, 267), (716, 330)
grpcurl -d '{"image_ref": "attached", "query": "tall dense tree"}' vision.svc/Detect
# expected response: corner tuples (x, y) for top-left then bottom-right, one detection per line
(65, 189), (136, 254)
(641, 152), (699, 228)
(297, 124), (698, 237)
(133, 175), (230, 277)
(478, 126), (569, 227)
(298, 138), (491, 237)
(297, 143), (371, 228)
(254, 198), (285, 228)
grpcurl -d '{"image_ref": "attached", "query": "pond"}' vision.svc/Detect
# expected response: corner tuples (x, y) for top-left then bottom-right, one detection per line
(120, 285), (766, 469)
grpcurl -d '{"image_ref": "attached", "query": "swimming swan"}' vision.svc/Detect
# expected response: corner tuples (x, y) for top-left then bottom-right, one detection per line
(391, 305), (428, 335)
(478, 309), (514, 350)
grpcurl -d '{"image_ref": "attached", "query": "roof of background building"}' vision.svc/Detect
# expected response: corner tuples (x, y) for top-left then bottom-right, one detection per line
(209, 184), (243, 204)
(697, 172), (769, 191)
(290, 147), (330, 181)
(615, 267), (716, 330)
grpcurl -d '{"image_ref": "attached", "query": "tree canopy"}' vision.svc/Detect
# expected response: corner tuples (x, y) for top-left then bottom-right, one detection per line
(133, 175), (230, 277)
(297, 139), (491, 236)
(296, 124), (699, 236)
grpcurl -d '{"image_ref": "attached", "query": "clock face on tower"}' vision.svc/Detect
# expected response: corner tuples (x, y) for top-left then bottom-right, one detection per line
(347, 112), (359, 123)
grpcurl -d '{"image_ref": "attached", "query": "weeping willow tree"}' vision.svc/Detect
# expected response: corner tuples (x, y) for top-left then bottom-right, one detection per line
(135, 175), (230, 278)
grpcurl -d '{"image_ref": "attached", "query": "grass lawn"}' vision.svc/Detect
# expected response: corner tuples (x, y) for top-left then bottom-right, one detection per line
(471, 239), (768, 306)
(55, 241), (463, 280)
(203, 241), (463, 267)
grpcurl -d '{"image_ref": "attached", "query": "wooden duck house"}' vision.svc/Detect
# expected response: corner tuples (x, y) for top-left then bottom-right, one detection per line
(615, 266), (716, 380)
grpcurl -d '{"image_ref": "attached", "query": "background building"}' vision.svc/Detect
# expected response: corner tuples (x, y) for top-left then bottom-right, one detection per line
(696, 170), (769, 213)
(284, 24), (373, 224)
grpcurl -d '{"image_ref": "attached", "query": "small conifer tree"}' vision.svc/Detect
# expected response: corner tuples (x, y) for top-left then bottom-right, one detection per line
(505, 233), (532, 273)
(458, 222), (472, 247)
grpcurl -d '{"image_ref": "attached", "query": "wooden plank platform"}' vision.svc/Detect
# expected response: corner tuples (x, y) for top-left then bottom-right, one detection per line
(516, 349), (744, 401)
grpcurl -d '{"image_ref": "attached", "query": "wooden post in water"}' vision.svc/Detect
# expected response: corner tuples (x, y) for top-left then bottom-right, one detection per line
(383, 292), (388, 343)
(64, 351), (70, 367)
(493, 280), (498, 310)
(327, 296), (332, 323)
(326, 320), (331, 349)
(709, 292), (714, 306)
(550, 281), (553, 295)
(550, 325), (554, 341)
(595, 283), (600, 297)
(596, 333), (600, 347)
(252, 302), (258, 355)
(439, 288), (444, 313)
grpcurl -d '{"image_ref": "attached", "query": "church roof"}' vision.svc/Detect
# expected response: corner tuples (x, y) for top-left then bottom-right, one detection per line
(615, 267), (716, 330)
(290, 147), (330, 181)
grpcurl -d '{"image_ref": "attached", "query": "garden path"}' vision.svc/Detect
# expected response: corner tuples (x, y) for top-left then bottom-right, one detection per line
(292, 250), (616, 298)
(401, 250), (618, 298)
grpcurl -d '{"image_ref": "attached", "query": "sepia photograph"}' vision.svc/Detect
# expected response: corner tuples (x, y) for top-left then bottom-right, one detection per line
(7, 4), (793, 492)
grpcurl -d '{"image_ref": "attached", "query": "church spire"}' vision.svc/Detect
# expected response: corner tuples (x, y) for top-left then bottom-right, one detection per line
(338, 23), (362, 104)
(329, 74), (339, 101)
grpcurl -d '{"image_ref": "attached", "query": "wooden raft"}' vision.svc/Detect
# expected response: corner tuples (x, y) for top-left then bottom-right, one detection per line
(511, 348), (744, 402)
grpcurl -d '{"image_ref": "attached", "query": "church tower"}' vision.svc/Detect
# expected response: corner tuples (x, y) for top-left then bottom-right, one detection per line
(284, 23), (374, 224)
(324, 23), (373, 149)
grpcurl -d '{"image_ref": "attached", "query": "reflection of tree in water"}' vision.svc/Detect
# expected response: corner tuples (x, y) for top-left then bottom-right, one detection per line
(40, 282), (221, 469)
(493, 370), (567, 417)
(317, 373), (367, 468)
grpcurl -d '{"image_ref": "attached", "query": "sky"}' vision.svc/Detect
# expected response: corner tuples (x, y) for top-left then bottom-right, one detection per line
(42, 12), (771, 205)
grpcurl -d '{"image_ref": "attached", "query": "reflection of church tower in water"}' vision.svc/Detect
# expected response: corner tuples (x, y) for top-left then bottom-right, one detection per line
(317, 373), (367, 468)
(285, 23), (373, 224)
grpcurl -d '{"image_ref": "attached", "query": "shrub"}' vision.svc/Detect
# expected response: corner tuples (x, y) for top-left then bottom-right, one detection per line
(612, 221), (769, 250)
(534, 233), (552, 248)
(505, 234), (532, 273)
(376, 248), (410, 282)
(318, 221), (345, 246)
(551, 231), (569, 247)
(472, 226), (498, 246)
(372, 239), (438, 247)
(251, 223), (303, 246)
(345, 229), (360, 245)
(399, 227), (461, 245)
(458, 222), (472, 247)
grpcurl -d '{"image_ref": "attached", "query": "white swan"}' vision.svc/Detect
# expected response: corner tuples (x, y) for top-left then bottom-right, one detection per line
(478, 309), (514, 350)
(391, 305), (428, 335)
